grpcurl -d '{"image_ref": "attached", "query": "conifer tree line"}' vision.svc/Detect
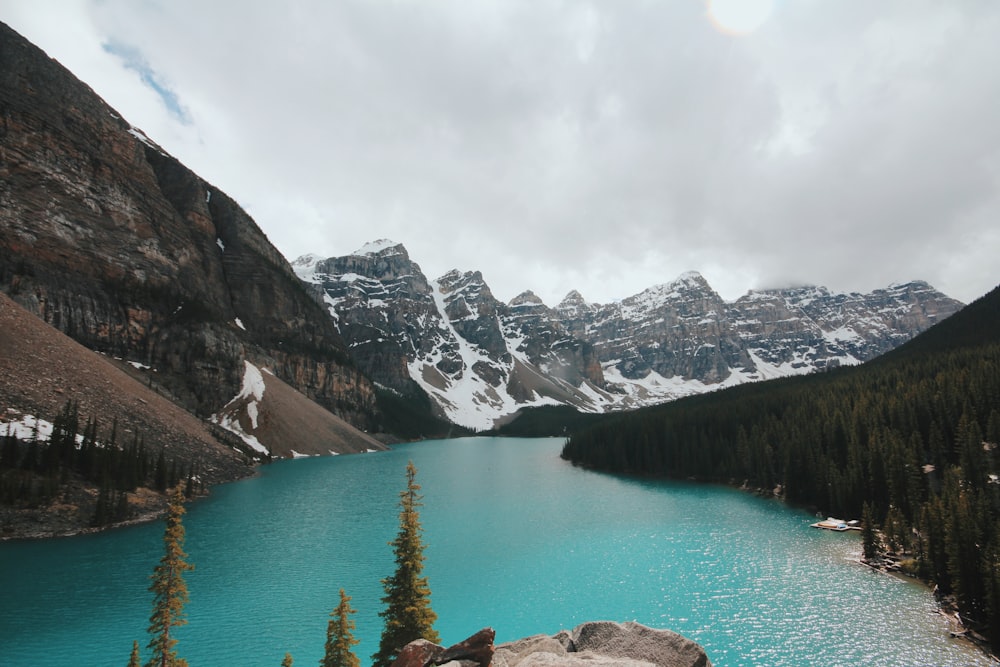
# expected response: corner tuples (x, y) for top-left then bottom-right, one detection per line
(561, 286), (1000, 648)
(0, 400), (200, 525)
(127, 461), (438, 667)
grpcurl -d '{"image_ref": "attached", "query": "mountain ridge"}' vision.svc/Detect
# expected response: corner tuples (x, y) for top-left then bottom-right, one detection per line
(296, 240), (963, 430)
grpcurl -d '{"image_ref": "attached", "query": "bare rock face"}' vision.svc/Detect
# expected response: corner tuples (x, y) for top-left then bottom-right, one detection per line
(390, 628), (495, 667)
(0, 22), (376, 430)
(297, 244), (606, 430)
(493, 622), (712, 667)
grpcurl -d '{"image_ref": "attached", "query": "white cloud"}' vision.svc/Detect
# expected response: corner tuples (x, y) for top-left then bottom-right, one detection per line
(5, 0), (999, 305)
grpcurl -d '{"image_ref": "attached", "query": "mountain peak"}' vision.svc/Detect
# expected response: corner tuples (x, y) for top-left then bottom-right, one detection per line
(291, 253), (323, 281)
(509, 290), (545, 308)
(352, 239), (406, 258)
(558, 290), (589, 308)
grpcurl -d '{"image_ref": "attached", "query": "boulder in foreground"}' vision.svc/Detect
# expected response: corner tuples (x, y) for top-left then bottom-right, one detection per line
(389, 622), (711, 667)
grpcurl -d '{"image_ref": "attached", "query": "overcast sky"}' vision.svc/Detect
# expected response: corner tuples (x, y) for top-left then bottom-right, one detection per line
(5, 1), (1000, 305)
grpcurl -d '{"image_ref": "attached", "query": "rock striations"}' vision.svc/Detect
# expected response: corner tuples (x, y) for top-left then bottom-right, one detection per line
(298, 241), (963, 431)
(0, 21), (380, 456)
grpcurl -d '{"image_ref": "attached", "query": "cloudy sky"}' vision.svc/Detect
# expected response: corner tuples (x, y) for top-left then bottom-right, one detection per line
(5, 1), (1000, 305)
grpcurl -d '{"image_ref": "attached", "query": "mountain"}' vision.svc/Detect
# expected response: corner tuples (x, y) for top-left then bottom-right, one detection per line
(298, 241), (963, 430)
(0, 22), (382, 457)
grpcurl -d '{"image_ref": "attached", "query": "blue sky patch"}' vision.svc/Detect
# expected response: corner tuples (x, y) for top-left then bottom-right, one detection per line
(102, 39), (191, 124)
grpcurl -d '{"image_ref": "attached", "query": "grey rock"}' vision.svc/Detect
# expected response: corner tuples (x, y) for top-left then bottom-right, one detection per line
(494, 622), (711, 667)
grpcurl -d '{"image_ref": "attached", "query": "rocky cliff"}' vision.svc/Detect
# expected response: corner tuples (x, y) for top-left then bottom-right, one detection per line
(0, 22), (378, 442)
(300, 241), (963, 430)
(296, 242), (608, 430)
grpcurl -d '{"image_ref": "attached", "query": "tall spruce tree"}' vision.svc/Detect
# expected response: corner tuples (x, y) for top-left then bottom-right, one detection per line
(321, 589), (360, 667)
(372, 461), (440, 667)
(146, 486), (194, 667)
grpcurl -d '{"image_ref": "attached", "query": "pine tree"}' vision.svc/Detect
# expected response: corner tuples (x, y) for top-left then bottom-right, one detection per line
(322, 589), (360, 667)
(372, 461), (440, 667)
(861, 502), (881, 563)
(127, 640), (142, 667)
(146, 486), (194, 667)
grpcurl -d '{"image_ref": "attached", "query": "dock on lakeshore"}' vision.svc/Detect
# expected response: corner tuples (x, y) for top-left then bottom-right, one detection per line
(811, 517), (862, 531)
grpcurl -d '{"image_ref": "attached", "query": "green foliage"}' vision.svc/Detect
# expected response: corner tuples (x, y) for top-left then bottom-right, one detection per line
(372, 461), (440, 667)
(861, 503), (881, 562)
(322, 589), (360, 667)
(0, 401), (190, 525)
(562, 284), (1000, 647)
(146, 486), (194, 667)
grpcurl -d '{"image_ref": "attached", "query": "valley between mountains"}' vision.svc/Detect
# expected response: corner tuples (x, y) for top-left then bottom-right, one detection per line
(0, 19), (965, 535)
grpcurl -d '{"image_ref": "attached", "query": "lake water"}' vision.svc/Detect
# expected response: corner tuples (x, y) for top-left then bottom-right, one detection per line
(0, 437), (991, 666)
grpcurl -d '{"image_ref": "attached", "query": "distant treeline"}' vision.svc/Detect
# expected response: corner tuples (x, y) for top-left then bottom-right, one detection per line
(562, 286), (1000, 648)
(1, 401), (199, 526)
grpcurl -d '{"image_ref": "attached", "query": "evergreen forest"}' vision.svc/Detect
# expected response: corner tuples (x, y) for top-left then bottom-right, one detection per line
(0, 402), (199, 527)
(561, 284), (1000, 650)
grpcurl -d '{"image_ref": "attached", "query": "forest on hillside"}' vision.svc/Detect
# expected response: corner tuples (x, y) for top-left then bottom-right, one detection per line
(562, 285), (1000, 649)
(1, 402), (200, 529)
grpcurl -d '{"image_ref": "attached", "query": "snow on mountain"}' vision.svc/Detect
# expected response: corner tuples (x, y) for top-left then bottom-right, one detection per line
(353, 239), (405, 257)
(291, 253), (323, 282)
(300, 242), (965, 430)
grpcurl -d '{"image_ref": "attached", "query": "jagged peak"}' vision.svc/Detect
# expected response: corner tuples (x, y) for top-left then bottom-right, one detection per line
(676, 270), (707, 285)
(509, 290), (545, 308)
(437, 268), (484, 286)
(557, 290), (590, 309)
(631, 271), (718, 303)
(291, 253), (322, 267)
(290, 253), (323, 282)
(352, 239), (407, 258)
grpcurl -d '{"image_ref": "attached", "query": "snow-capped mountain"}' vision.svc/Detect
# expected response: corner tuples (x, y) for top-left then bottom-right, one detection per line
(297, 241), (964, 430)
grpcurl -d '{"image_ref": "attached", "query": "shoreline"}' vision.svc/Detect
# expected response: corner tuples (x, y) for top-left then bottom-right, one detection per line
(859, 556), (1000, 663)
(0, 465), (261, 542)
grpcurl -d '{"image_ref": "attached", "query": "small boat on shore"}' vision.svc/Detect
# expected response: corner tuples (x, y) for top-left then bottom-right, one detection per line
(811, 517), (861, 531)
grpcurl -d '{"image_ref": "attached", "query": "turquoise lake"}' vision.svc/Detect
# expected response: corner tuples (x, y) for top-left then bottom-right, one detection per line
(0, 437), (991, 666)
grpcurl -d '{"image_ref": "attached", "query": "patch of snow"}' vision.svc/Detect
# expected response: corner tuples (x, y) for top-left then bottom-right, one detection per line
(290, 450), (313, 458)
(209, 361), (270, 455)
(1, 414), (55, 442)
(209, 412), (268, 455)
(216, 238), (225, 252)
(353, 239), (403, 257)
(236, 361), (266, 403)
(234, 318), (246, 331)
(127, 126), (168, 156)
(128, 360), (152, 370)
(246, 402), (259, 429)
(128, 126), (154, 147)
